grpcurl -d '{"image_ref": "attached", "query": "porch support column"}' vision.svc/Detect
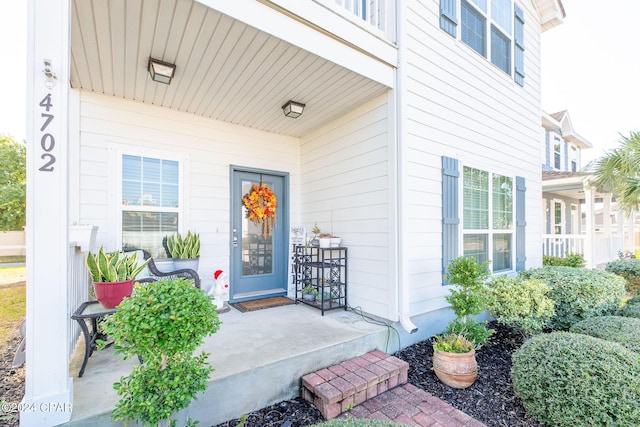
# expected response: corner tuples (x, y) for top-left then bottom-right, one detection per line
(22, 0), (72, 425)
(627, 211), (636, 253)
(602, 193), (613, 261)
(583, 185), (594, 268)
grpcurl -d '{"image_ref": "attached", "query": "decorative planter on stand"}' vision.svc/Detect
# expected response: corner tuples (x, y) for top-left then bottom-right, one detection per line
(93, 279), (135, 309)
(432, 349), (478, 389)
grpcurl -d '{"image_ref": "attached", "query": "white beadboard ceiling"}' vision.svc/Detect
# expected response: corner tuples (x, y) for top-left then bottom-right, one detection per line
(70, 0), (390, 138)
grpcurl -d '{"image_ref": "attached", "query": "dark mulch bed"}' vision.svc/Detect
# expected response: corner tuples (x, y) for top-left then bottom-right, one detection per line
(216, 321), (543, 427)
(1, 330), (25, 427)
(397, 321), (544, 427)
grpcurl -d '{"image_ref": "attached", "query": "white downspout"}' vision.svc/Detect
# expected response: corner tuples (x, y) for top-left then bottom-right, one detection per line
(395, 0), (417, 334)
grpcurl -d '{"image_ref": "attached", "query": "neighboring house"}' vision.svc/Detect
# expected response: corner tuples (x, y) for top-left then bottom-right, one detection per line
(25, 0), (565, 424)
(541, 110), (636, 266)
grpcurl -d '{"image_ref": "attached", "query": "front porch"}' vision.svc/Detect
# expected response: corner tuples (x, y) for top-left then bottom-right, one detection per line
(67, 302), (391, 426)
(542, 171), (637, 267)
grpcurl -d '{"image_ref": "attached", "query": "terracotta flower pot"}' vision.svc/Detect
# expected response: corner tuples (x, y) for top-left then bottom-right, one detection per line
(93, 279), (135, 309)
(432, 349), (478, 389)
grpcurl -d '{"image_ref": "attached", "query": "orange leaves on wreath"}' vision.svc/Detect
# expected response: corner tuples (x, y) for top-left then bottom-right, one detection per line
(242, 183), (277, 238)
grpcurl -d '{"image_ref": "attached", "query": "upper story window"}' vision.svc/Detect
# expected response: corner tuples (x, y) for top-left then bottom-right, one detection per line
(121, 154), (180, 257)
(440, 0), (525, 85)
(462, 166), (514, 272)
(570, 145), (579, 172)
(553, 138), (562, 170)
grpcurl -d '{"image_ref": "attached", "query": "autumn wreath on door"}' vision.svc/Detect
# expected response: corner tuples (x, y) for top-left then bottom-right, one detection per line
(242, 183), (277, 238)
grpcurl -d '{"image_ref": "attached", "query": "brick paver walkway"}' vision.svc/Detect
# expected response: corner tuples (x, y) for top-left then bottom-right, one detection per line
(337, 383), (487, 427)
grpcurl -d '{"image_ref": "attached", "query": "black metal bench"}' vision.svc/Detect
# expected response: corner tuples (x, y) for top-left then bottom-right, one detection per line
(72, 249), (201, 377)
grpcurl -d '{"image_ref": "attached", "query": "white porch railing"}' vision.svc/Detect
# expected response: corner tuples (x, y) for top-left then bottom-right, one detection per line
(68, 245), (90, 357)
(542, 234), (585, 258)
(319, 0), (390, 37)
(593, 234), (624, 267)
(542, 233), (625, 268)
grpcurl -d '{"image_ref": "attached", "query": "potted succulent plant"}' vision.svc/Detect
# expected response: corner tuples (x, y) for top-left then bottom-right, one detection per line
(166, 230), (201, 271)
(301, 285), (318, 301)
(85, 246), (150, 308)
(431, 334), (477, 389)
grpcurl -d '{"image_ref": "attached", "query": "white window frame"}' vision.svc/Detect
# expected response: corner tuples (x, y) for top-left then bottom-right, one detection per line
(553, 135), (562, 170)
(459, 164), (516, 274)
(552, 199), (564, 235)
(459, 0), (515, 76)
(570, 144), (579, 172)
(113, 146), (188, 254)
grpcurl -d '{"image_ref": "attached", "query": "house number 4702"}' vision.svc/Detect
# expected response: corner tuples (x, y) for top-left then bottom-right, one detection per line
(38, 93), (56, 172)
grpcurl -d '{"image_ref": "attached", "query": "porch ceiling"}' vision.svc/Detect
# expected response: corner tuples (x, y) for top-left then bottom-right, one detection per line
(70, 0), (390, 138)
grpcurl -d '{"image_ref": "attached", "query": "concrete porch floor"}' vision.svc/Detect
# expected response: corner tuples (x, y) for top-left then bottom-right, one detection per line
(67, 302), (392, 426)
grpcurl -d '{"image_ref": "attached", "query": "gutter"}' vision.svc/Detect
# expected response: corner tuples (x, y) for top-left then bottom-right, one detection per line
(395, 0), (417, 334)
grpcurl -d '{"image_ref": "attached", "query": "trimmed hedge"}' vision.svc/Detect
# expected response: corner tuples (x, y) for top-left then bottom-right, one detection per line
(314, 420), (409, 427)
(619, 303), (640, 319)
(570, 316), (640, 353)
(483, 276), (554, 336)
(542, 254), (586, 268)
(519, 267), (625, 330)
(512, 332), (640, 427)
(605, 258), (640, 295)
(626, 295), (640, 305)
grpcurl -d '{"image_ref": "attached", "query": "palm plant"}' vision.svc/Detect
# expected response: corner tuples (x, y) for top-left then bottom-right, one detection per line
(590, 132), (640, 215)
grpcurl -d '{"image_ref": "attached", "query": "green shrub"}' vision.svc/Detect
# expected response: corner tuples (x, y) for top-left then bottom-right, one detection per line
(619, 303), (640, 319)
(629, 295), (640, 305)
(483, 276), (554, 336)
(314, 419), (409, 426)
(605, 258), (640, 295)
(519, 267), (625, 330)
(443, 257), (493, 347)
(512, 332), (640, 427)
(542, 253), (586, 268)
(102, 278), (221, 425)
(570, 316), (640, 353)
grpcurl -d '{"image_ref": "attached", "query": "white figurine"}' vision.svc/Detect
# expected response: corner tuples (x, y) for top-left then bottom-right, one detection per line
(208, 269), (229, 309)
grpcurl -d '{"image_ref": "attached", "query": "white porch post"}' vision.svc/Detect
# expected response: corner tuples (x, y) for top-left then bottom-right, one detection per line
(583, 185), (594, 268)
(602, 193), (613, 261)
(22, 0), (72, 425)
(627, 211), (636, 253)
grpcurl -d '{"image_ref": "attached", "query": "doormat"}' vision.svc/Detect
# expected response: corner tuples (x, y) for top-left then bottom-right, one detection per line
(230, 296), (295, 313)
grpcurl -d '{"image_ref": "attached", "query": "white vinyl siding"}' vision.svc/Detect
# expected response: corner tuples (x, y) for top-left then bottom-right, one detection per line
(300, 94), (393, 319)
(406, 0), (543, 315)
(75, 90), (300, 290)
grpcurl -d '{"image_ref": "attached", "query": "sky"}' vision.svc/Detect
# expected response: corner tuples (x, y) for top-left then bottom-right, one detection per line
(541, 0), (640, 163)
(0, 1), (637, 162)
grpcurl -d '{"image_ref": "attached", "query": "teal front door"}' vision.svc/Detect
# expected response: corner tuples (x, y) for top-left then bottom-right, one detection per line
(230, 167), (289, 302)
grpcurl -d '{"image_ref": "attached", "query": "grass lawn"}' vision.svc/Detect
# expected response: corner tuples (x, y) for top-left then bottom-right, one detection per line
(0, 266), (26, 345)
(0, 255), (25, 263)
